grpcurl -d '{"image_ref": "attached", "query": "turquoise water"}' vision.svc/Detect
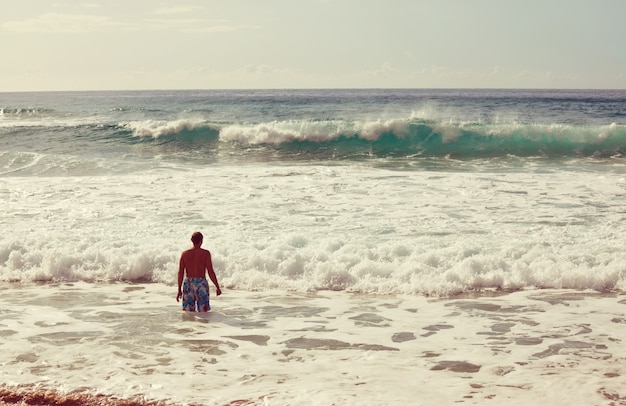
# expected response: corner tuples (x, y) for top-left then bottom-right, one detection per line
(1, 89), (625, 167)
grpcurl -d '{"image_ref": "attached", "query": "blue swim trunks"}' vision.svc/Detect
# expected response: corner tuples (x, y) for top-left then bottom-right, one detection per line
(182, 277), (210, 312)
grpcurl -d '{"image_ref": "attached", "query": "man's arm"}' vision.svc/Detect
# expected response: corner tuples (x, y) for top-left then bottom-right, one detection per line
(206, 251), (222, 296)
(176, 255), (185, 301)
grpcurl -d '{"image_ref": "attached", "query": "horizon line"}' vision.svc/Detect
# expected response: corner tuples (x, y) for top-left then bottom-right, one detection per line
(2, 87), (626, 94)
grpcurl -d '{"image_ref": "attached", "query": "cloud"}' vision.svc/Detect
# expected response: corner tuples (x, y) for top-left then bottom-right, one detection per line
(3, 13), (119, 33)
(148, 4), (259, 33)
(2, 12), (257, 34)
(353, 63), (397, 80)
(152, 6), (202, 15)
(142, 18), (258, 33)
(185, 23), (260, 33)
(373, 63), (396, 76)
(406, 65), (592, 88)
(239, 64), (293, 76)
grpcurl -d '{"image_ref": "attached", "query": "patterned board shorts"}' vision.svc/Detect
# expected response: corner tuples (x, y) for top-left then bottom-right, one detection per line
(182, 277), (210, 312)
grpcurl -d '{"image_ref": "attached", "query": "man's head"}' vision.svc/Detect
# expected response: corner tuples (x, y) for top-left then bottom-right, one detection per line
(191, 231), (203, 246)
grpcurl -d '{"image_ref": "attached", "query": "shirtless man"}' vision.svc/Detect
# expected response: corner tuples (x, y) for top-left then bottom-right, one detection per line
(177, 232), (222, 311)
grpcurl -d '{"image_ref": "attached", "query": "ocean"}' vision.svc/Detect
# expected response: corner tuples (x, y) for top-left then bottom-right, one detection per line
(1, 89), (625, 405)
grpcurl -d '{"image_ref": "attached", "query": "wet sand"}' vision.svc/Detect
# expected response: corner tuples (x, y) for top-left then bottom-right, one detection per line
(0, 385), (176, 405)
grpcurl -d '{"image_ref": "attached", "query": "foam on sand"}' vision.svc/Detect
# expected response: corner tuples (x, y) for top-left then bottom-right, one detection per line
(1, 282), (625, 405)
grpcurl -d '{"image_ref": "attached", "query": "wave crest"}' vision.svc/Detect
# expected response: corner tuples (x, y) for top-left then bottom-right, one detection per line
(122, 119), (209, 138)
(218, 118), (626, 159)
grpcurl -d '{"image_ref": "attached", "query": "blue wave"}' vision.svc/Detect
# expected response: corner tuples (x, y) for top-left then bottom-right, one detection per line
(382, 121), (626, 158)
(218, 119), (626, 159)
(3, 117), (625, 162)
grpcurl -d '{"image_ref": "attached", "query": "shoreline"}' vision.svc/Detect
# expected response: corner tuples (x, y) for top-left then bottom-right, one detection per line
(2, 280), (624, 298)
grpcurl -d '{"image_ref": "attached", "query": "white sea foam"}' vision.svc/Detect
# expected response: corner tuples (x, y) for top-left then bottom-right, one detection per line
(123, 119), (207, 138)
(220, 120), (347, 144)
(219, 118), (416, 145)
(1, 162), (625, 295)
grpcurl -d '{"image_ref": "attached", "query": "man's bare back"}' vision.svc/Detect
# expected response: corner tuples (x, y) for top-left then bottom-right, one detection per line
(180, 247), (213, 278)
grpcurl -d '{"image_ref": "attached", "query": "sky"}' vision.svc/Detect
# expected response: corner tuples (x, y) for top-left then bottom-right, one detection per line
(2, 0), (625, 91)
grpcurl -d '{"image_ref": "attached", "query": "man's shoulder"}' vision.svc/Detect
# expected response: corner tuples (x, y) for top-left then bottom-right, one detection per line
(183, 247), (210, 255)
(181, 248), (198, 258)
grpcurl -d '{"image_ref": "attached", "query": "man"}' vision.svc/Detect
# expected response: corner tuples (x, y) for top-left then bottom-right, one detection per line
(177, 232), (222, 311)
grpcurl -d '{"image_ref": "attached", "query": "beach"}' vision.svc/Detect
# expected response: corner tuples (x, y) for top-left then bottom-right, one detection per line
(1, 282), (625, 405)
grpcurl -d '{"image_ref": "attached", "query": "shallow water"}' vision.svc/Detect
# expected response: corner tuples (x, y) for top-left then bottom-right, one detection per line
(1, 282), (625, 405)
